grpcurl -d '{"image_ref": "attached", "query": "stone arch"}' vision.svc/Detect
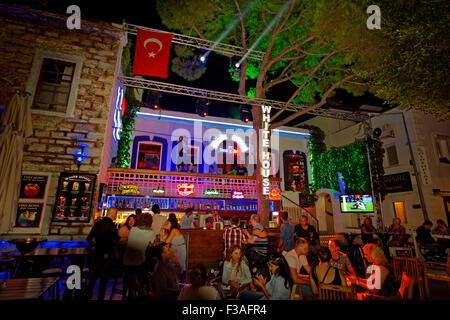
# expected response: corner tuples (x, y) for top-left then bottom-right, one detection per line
(315, 188), (342, 233)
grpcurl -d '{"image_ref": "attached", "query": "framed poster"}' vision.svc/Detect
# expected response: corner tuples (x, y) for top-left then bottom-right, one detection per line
(52, 172), (96, 223)
(15, 202), (44, 228)
(19, 174), (48, 200)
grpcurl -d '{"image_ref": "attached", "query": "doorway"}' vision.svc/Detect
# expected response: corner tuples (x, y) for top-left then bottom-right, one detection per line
(393, 201), (407, 224)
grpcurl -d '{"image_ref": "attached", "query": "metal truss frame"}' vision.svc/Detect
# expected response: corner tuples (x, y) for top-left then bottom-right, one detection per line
(119, 76), (369, 122)
(124, 23), (265, 61)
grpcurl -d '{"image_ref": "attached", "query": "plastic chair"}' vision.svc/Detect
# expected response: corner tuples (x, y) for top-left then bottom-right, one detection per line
(318, 283), (355, 300)
(392, 257), (424, 299)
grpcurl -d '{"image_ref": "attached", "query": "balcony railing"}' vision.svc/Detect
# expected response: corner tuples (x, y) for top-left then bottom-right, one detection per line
(106, 168), (281, 200)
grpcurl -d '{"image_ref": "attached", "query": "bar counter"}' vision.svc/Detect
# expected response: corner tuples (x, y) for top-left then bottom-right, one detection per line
(180, 228), (280, 269)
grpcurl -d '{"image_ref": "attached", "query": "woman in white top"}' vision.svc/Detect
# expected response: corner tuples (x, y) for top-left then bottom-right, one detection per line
(222, 245), (251, 295)
(160, 216), (186, 272)
(178, 263), (221, 300)
(123, 213), (155, 266)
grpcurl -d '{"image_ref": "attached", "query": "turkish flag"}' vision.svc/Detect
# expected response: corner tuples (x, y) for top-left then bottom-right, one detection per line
(132, 29), (173, 78)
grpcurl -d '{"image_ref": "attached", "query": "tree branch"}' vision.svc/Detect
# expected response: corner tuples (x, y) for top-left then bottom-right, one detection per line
(271, 49), (343, 122)
(279, 5), (305, 33)
(275, 0), (296, 33)
(191, 24), (233, 57)
(264, 67), (311, 91)
(270, 74), (355, 129)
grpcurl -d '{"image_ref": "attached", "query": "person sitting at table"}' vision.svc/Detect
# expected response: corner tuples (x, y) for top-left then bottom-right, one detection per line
(432, 219), (450, 248)
(387, 218), (407, 247)
(294, 215), (320, 255)
(238, 253), (292, 300)
(277, 210), (295, 254)
(85, 207), (120, 300)
(417, 220), (447, 259)
(243, 214), (268, 275)
(148, 243), (180, 300)
(180, 208), (199, 229)
(328, 238), (359, 283)
(352, 243), (399, 298)
(123, 213), (156, 299)
(361, 217), (378, 245)
(283, 238), (313, 299)
(223, 216), (247, 257)
(222, 245), (252, 296)
(178, 263), (221, 300)
(310, 247), (347, 297)
(160, 216), (186, 274)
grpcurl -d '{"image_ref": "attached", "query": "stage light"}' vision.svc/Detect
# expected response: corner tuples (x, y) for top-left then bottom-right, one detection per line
(200, 56), (206, 62)
(196, 98), (211, 117)
(231, 56), (242, 71)
(145, 91), (161, 110)
(239, 104), (252, 123)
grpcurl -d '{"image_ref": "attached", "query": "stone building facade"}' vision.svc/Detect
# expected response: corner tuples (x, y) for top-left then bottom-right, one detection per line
(0, 4), (126, 239)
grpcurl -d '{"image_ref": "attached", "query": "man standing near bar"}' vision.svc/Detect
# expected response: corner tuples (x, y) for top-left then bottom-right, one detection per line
(151, 204), (167, 239)
(294, 215), (320, 255)
(180, 208), (199, 229)
(223, 216), (247, 257)
(277, 210), (295, 254)
(85, 207), (120, 300)
(244, 214), (268, 275)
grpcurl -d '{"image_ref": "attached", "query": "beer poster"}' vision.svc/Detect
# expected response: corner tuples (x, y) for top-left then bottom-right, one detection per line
(52, 172), (96, 223)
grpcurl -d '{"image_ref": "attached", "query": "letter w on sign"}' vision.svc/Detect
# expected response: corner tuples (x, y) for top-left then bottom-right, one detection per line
(133, 29), (173, 78)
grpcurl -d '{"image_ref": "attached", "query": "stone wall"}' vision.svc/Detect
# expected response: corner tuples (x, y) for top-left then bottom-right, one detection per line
(0, 4), (126, 239)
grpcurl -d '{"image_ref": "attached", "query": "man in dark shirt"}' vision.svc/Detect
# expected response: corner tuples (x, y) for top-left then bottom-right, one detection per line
(416, 220), (446, 258)
(235, 164), (248, 176)
(85, 208), (120, 300)
(149, 244), (180, 299)
(294, 215), (320, 255)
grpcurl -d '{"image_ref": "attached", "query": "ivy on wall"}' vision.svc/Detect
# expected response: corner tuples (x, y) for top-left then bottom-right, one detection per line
(302, 124), (386, 199)
(117, 40), (144, 168)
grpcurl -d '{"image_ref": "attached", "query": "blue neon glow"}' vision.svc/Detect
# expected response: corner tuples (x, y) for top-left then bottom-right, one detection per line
(136, 112), (310, 138)
(113, 86), (124, 142)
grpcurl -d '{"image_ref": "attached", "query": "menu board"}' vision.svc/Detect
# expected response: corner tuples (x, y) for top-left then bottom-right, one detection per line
(19, 175), (48, 200)
(15, 203), (44, 228)
(53, 172), (96, 222)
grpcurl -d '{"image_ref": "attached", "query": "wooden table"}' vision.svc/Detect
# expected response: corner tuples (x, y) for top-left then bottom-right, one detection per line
(25, 248), (89, 257)
(0, 277), (60, 300)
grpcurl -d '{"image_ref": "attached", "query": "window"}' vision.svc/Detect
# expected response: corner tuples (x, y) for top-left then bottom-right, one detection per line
(393, 201), (407, 224)
(435, 136), (450, 164)
(385, 144), (399, 166)
(137, 142), (162, 170)
(32, 59), (75, 113)
(26, 50), (83, 116)
(285, 154), (307, 191)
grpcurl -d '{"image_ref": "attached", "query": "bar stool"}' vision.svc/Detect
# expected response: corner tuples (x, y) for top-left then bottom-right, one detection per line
(0, 255), (16, 279)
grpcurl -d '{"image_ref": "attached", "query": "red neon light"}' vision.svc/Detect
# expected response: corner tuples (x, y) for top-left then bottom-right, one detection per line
(121, 98), (126, 116)
(177, 183), (194, 196)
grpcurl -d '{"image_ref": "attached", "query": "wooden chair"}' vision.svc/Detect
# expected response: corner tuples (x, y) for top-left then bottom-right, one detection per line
(423, 254), (450, 298)
(392, 256), (424, 299)
(289, 284), (303, 300)
(318, 283), (355, 300)
(368, 272), (413, 300)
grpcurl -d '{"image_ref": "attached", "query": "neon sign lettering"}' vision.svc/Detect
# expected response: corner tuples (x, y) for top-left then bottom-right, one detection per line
(177, 183), (194, 196)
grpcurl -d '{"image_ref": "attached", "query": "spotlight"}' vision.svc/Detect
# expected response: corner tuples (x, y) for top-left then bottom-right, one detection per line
(239, 104), (252, 123)
(196, 98), (211, 117)
(145, 91), (161, 110)
(231, 56), (242, 70)
(200, 56), (206, 62)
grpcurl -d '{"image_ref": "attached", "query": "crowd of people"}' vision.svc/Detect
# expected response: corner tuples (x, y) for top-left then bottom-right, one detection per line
(84, 206), (448, 300)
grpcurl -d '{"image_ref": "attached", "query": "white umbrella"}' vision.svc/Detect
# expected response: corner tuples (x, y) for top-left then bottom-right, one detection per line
(0, 92), (33, 234)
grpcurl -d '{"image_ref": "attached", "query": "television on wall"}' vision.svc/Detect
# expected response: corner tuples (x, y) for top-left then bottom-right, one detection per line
(340, 194), (374, 213)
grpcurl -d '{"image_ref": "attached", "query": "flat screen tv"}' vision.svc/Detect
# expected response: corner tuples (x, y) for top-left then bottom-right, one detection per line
(340, 194), (374, 213)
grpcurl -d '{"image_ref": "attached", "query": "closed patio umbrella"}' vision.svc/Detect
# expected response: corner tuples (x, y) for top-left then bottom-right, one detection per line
(0, 92), (33, 234)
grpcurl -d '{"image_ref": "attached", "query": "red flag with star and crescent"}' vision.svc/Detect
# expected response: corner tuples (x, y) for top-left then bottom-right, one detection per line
(132, 29), (173, 78)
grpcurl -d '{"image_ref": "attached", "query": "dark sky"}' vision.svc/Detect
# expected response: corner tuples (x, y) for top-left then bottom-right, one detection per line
(9, 0), (387, 125)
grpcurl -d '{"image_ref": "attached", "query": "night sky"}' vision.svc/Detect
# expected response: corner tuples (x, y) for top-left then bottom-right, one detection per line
(9, 0), (387, 125)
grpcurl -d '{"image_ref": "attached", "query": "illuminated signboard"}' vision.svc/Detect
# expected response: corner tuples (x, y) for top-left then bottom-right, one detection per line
(177, 183), (194, 196)
(204, 190), (220, 196)
(119, 184), (139, 195)
(269, 190), (280, 201)
(152, 189), (165, 194)
(232, 191), (244, 199)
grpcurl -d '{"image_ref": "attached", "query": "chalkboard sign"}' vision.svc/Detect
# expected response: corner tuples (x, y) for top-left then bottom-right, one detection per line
(52, 172), (96, 222)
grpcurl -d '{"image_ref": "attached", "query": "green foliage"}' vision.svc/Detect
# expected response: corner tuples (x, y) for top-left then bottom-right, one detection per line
(171, 45), (207, 81)
(315, 0), (450, 119)
(117, 43), (143, 168)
